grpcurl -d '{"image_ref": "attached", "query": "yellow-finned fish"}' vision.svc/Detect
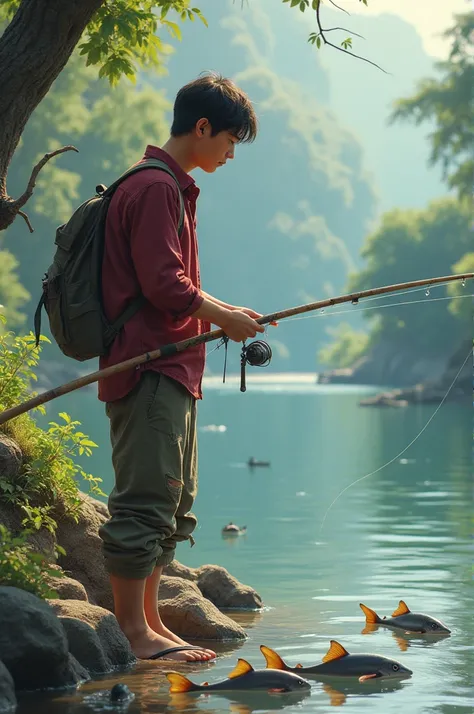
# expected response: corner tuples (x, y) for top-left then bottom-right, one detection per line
(166, 658), (311, 693)
(360, 600), (451, 634)
(260, 641), (412, 682)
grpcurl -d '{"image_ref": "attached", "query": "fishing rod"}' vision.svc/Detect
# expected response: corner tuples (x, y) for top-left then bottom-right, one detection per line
(0, 272), (471, 426)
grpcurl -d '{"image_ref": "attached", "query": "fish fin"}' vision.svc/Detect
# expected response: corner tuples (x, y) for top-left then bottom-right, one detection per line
(359, 673), (378, 683)
(394, 636), (409, 652)
(322, 640), (350, 663)
(296, 663), (303, 669)
(359, 603), (380, 624)
(228, 658), (254, 679)
(201, 682), (209, 686)
(166, 672), (196, 693)
(323, 684), (347, 706)
(392, 600), (410, 617)
(268, 688), (286, 693)
(362, 624), (377, 635)
(260, 645), (288, 671)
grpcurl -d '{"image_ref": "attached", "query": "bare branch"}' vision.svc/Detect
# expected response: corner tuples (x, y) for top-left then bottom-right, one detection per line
(13, 145), (79, 210)
(18, 210), (34, 233)
(321, 27), (365, 40)
(327, 0), (350, 15)
(315, 1), (387, 73)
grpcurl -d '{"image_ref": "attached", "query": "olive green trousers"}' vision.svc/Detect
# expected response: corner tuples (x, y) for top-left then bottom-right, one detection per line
(99, 371), (198, 579)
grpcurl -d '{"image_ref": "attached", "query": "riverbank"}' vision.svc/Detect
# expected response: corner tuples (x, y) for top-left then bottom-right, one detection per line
(318, 338), (471, 406)
(0, 434), (262, 709)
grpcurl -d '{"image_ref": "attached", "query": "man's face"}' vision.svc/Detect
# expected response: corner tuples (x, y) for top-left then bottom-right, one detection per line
(194, 120), (238, 173)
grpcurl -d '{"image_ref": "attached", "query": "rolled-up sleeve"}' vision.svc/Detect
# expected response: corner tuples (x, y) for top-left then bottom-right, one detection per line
(127, 181), (203, 318)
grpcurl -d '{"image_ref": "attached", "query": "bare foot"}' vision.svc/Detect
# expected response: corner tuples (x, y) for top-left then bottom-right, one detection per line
(146, 613), (216, 660)
(123, 625), (215, 661)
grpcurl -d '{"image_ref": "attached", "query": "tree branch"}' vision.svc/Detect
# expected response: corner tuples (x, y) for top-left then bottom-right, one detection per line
(17, 211), (34, 233)
(314, 1), (387, 74)
(321, 27), (365, 40)
(0, 145), (78, 232)
(327, 0), (350, 16)
(14, 145), (79, 210)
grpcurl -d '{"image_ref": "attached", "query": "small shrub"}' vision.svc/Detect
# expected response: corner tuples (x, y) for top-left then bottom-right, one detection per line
(0, 321), (105, 535)
(0, 524), (64, 599)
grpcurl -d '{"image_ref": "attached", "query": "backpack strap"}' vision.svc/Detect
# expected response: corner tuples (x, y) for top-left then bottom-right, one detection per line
(104, 158), (186, 336)
(103, 158), (185, 236)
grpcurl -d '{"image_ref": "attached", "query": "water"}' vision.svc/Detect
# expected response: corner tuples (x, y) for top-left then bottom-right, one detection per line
(22, 376), (473, 713)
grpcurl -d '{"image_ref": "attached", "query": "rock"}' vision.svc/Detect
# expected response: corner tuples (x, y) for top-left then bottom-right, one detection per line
(0, 587), (88, 691)
(196, 565), (263, 610)
(58, 617), (111, 675)
(0, 500), (56, 561)
(110, 683), (133, 703)
(163, 560), (197, 582)
(43, 572), (88, 602)
(55, 492), (112, 610)
(49, 600), (135, 670)
(0, 436), (56, 560)
(159, 575), (202, 600)
(159, 591), (247, 641)
(164, 561), (263, 610)
(0, 661), (16, 713)
(0, 436), (22, 480)
(359, 392), (408, 408)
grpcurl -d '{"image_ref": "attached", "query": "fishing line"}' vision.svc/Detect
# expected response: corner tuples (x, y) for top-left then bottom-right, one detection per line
(204, 292), (473, 357)
(283, 292), (473, 324)
(318, 346), (472, 533)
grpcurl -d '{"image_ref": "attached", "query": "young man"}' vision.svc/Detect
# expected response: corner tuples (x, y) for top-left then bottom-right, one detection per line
(97, 73), (265, 663)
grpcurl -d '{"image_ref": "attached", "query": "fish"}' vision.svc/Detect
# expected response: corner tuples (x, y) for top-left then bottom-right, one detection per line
(166, 657), (311, 693)
(260, 641), (412, 682)
(360, 600), (451, 634)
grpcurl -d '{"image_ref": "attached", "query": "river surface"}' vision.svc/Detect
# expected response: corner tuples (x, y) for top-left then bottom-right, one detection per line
(19, 374), (473, 714)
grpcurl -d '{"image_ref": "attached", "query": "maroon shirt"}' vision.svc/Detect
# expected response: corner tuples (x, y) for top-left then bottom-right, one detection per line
(98, 146), (209, 403)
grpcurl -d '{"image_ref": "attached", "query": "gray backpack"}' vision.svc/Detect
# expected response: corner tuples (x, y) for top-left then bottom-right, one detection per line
(34, 159), (184, 361)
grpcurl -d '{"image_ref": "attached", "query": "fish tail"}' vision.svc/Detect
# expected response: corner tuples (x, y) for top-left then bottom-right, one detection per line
(359, 603), (380, 624)
(166, 672), (197, 693)
(260, 645), (289, 670)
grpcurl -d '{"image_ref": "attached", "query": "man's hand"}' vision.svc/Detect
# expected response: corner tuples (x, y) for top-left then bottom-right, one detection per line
(236, 307), (278, 326)
(220, 310), (265, 342)
(192, 296), (277, 338)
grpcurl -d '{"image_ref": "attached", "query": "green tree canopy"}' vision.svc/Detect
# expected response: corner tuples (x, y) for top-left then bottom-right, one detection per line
(390, 11), (474, 202)
(319, 197), (472, 367)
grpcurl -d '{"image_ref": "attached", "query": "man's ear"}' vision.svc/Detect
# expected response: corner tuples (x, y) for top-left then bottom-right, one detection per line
(195, 118), (210, 137)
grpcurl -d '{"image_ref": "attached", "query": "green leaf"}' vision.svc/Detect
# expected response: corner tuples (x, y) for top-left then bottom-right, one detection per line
(163, 20), (181, 40)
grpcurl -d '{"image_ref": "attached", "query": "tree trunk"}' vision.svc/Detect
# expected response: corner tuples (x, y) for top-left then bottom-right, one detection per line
(0, 0), (104, 230)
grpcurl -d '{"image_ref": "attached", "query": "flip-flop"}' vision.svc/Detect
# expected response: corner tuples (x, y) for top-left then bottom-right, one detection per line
(147, 646), (215, 661)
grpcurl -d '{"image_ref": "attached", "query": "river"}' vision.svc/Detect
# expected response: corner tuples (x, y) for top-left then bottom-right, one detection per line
(20, 373), (473, 714)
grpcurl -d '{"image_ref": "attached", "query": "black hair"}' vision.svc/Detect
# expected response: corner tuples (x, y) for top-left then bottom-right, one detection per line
(170, 71), (258, 143)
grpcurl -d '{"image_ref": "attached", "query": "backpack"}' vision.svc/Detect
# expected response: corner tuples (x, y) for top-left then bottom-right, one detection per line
(34, 158), (184, 362)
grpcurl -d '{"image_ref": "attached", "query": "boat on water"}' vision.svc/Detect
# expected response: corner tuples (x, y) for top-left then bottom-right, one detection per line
(222, 522), (247, 537)
(247, 457), (271, 468)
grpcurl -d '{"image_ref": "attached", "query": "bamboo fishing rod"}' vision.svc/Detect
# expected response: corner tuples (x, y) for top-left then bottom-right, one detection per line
(0, 272), (471, 426)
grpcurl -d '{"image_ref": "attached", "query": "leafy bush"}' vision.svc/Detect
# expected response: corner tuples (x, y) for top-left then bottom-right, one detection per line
(0, 320), (105, 536)
(0, 524), (62, 599)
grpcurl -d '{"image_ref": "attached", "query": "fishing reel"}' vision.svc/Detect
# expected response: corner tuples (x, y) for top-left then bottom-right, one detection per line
(220, 338), (272, 392)
(239, 339), (272, 392)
